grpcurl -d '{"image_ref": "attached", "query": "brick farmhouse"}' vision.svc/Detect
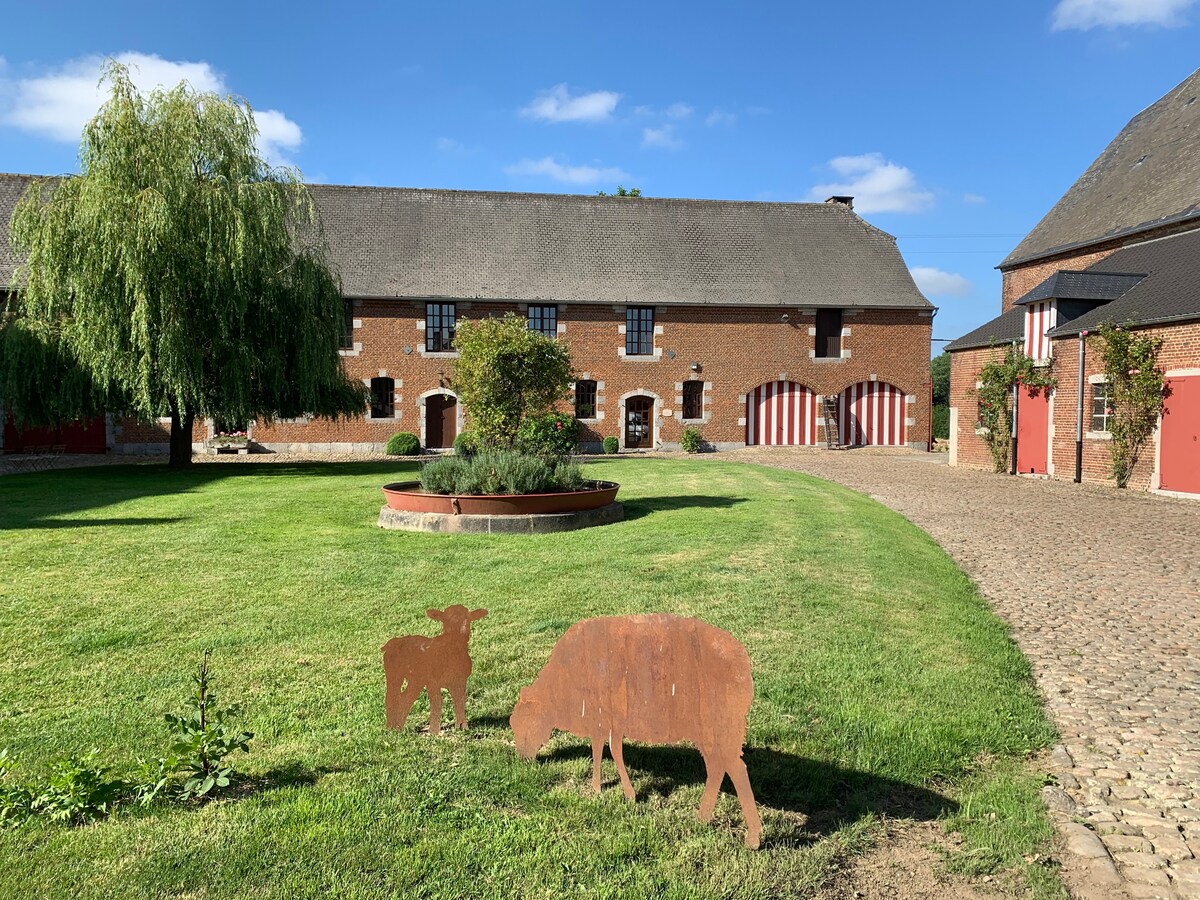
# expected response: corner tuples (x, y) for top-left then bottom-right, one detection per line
(1, 179), (934, 454)
(947, 68), (1200, 499)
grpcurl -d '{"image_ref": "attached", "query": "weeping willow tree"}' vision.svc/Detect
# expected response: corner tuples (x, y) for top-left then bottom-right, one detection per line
(4, 62), (365, 466)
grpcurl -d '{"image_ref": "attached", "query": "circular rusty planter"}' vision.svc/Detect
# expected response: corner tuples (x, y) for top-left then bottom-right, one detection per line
(381, 480), (620, 516)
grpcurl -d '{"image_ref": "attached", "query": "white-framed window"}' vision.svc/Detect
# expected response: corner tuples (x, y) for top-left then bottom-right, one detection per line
(1090, 380), (1112, 433)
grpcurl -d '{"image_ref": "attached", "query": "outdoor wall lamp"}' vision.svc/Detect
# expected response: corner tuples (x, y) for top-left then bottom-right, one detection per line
(781, 313), (790, 323)
(690, 362), (701, 373)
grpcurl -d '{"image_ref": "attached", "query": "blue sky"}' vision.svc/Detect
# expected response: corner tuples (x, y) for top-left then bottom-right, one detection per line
(1, 0), (1197, 347)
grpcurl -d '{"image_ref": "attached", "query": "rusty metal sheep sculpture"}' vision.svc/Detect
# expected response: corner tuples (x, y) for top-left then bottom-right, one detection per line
(383, 605), (487, 735)
(510, 613), (762, 848)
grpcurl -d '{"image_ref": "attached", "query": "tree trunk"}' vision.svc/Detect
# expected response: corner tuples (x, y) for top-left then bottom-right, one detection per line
(168, 403), (194, 468)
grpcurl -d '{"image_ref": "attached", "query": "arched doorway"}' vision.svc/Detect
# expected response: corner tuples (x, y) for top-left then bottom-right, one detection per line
(423, 392), (458, 449)
(837, 381), (907, 446)
(624, 395), (654, 449)
(745, 381), (818, 446)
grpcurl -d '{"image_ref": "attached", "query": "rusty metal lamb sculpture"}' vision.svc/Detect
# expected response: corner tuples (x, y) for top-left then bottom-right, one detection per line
(511, 613), (762, 849)
(383, 605), (487, 735)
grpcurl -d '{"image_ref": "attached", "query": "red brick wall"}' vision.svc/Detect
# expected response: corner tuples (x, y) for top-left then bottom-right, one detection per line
(952, 321), (1200, 492)
(948, 344), (1005, 471)
(999, 219), (1200, 313)
(1001, 248), (1115, 313)
(1049, 322), (1200, 491)
(117, 299), (933, 452)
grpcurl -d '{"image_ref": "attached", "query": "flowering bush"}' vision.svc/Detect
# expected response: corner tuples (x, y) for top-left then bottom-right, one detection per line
(1098, 323), (1166, 488)
(517, 412), (578, 458)
(969, 343), (1056, 473)
(211, 431), (248, 445)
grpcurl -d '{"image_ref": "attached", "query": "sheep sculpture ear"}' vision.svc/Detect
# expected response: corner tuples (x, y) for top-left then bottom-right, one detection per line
(470, 608), (488, 621)
(427, 608), (444, 622)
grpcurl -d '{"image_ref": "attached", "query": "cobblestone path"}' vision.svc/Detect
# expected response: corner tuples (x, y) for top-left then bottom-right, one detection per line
(731, 447), (1200, 900)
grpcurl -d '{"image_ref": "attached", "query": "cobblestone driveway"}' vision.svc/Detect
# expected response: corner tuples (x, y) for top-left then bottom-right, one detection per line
(730, 447), (1200, 900)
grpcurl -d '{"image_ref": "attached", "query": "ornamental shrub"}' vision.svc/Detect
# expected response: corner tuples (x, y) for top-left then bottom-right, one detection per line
(453, 430), (479, 458)
(385, 432), (421, 456)
(602, 436), (619, 455)
(680, 427), (705, 453)
(419, 451), (588, 495)
(517, 412), (578, 458)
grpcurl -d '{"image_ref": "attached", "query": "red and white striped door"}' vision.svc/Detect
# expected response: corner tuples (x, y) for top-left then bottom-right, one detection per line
(745, 381), (819, 446)
(837, 382), (906, 446)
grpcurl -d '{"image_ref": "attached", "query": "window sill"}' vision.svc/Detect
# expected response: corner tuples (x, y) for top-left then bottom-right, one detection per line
(1085, 431), (1112, 441)
(813, 356), (847, 363)
(418, 350), (459, 359)
(974, 427), (990, 436)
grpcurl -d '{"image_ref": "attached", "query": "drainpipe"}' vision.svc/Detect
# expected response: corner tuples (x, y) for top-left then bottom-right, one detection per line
(1075, 330), (1087, 483)
(1009, 341), (1019, 475)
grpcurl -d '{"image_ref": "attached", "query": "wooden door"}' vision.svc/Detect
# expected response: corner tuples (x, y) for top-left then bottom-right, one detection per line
(625, 396), (653, 449)
(426, 395), (457, 449)
(1160, 375), (1199, 495)
(1016, 386), (1049, 475)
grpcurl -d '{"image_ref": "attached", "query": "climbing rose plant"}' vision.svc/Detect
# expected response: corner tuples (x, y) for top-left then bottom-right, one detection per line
(970, 342), (1056, 474)
(1097, 323), (1166, 489)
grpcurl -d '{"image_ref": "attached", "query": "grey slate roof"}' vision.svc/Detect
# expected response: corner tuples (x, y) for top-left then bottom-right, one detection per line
(0, 173), (36, 286)
(0, 173), (932, 310)
(1014, 270), (1146, 306)
(1048, 227), (1200, 336)
(944, 306), (1025, 352)
(1001, 68), (1200, 270)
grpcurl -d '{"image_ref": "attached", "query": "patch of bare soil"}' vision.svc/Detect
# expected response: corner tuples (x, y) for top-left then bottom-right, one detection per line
(820, 820), (1003, 900)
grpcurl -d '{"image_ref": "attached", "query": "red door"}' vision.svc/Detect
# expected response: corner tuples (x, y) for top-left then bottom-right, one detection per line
(1016, 386), (1049, 475)
(425, 395), (457, 449)
(1160, 376), (1200, 495)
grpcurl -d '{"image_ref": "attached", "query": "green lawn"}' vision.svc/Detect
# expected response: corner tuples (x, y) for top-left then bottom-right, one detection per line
(0, 459), (1060, 898)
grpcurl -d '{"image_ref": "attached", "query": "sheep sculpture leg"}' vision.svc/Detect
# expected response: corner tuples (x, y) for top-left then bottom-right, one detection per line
(608, 737), (636, 801)
(449, 678), (469, 730)
(427, 686), (445, 737)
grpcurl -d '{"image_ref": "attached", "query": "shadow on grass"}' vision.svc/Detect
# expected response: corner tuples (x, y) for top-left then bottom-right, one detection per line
(0, 460), (419, 530)
(621, 495), (747, 521)
(230, 762), (341, 799)
(541, 742), (955, 845)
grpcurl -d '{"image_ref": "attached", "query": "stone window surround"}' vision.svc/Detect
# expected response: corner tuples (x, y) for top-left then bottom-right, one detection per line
(571, 374), (606, 422)
(617, 305), (664, 361)
(417, 300), (469, 358)
(416, 387), (463, 448)
(365, 372), (403, 421)
(618, 388), (662, 449)
(675, 378), (712, 425)
(1086, 374), (1112, 439)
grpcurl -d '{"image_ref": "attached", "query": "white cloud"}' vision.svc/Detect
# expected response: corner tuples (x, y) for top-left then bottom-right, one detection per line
(504, 156), (630, 185)
(665, 102), (693, 119)
(705, 108), (736, 127)
(0, 51), (302, 165)
(911, 267), (972, 298)
(436, 136), (473, 155)
(519, 84), (620, 123)
(642, 124), (683, 150)
(1051, 0), (1196, 30)
(808, 153), (934, 214)
(963, 192), (987, 205)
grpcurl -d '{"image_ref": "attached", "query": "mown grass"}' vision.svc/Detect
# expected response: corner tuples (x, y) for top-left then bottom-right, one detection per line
(0, 458), (1059, 898)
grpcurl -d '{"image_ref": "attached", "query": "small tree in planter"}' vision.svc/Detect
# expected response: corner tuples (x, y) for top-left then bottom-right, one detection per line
(452, 314), (573, 450)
